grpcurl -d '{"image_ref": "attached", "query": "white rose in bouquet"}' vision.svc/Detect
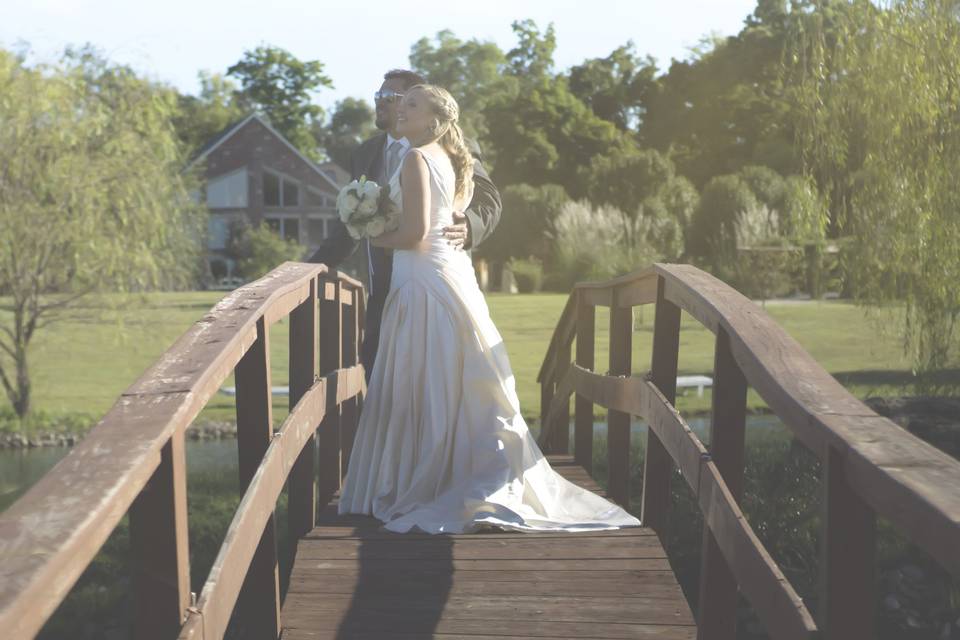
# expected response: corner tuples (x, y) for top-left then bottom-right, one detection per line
(336, 176), (398, 239)
(365, 217), (387, 237)
(361, 180), (380, 201)
(356, 197), (379, 218)
(338, 192), (360, 222)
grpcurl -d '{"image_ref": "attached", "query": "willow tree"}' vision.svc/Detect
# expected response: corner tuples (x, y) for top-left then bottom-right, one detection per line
(786, 0), (960, 377)
(0, 47), (205, 420)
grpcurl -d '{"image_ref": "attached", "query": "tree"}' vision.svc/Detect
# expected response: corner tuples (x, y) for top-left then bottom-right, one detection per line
(476, 183), (568, 264)
(787, 0), (960, 375)
(642, 8), (800, 186)
(227, 45), (332, 159)
(568, 43), (657, 131)
(172, 71), (245, 155)
(409, 30), (511, 140)
(688, 174), (759, 269)
(659, 175), (701, 232)
(0, 46), (205, 421)
(482, 20), (632, 196)
(739, 165), (786, 212)
(583, 147), (675, 217)
(314, 97), (375, 169)
(506, 19), (557, 78)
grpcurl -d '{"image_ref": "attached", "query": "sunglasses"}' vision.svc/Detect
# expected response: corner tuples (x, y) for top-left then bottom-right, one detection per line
(374, 89), (405, 103)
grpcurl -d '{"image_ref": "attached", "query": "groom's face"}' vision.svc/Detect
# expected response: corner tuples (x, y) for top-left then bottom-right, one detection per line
(375, 78), (407, 132)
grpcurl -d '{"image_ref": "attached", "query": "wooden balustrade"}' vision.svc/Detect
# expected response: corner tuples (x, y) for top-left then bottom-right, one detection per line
(0, 262), (366, 640)
(3, 258), (958, 640)
(537, 263), (960, 639)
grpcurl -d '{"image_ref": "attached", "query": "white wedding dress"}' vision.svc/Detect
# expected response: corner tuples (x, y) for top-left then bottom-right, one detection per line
(338, 147), (641, 534)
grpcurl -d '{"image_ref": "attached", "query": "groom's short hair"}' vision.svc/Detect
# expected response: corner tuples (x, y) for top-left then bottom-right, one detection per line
(384, 69), (427, 90)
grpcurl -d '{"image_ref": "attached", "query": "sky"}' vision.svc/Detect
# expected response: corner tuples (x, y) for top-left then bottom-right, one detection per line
(2, 0), (759, 111)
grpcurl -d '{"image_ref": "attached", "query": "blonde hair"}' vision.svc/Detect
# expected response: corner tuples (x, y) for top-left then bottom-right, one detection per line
(409, 84), (475, 202)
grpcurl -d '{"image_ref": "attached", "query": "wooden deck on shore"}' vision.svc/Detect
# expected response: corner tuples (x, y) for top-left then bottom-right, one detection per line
(281, 455), (697, 640)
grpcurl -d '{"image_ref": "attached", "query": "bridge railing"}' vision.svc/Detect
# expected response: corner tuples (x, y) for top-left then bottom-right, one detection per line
(537, 263), (960, 640)
(0, 262), (366, 640)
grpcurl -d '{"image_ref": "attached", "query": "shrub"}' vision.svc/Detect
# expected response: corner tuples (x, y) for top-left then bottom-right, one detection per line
(689, 174), (759, 267)
(227, 221), (304, 280)
(507, 257), (544, 293)
(733, 243), (802, 303)
(739, 165), (786, 212)
(659, 175), (700, 236)
(546, 200), (660, 290)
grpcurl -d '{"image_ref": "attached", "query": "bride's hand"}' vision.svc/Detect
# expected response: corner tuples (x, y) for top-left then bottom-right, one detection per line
(442, 179), (475, 251)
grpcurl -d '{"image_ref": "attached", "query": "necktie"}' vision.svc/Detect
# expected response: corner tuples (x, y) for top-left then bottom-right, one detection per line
(385, 140), (403, 181)
(369, 140), (404, 289)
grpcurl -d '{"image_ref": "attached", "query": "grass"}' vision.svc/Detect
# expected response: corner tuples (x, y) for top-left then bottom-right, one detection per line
(0, 290), (943, 432)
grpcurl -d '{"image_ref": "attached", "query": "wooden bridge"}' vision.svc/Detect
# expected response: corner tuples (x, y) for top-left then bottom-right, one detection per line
(1, 262), (958, 640)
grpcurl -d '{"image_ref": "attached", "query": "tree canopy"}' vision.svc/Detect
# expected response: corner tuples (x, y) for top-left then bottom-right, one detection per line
(0, 46), (205, 418)
(227, 45), (333, 160)
(787, 0), (960, 375)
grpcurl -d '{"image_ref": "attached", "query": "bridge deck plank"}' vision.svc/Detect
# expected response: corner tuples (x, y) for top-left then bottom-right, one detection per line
(282, 455), (696, 639)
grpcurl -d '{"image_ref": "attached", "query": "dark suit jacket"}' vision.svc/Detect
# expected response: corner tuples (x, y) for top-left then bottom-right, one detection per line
(308, 133), (502, 377)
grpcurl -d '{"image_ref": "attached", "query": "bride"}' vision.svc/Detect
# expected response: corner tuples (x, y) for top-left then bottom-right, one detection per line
(337, 84), (640, 534)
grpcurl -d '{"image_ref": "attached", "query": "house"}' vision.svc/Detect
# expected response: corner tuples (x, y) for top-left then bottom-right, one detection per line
(187, 113), (346, 281)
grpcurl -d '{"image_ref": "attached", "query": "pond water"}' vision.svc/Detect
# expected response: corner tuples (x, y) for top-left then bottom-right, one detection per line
(0, 414), (788, 514)
(2, 415), (949, 640)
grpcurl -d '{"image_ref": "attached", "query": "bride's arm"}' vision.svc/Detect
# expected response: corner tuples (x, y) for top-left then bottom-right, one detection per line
(370, 151), (430, 250)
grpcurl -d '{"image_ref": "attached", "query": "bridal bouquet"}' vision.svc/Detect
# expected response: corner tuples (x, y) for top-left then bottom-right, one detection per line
(337, 176), (400, 239)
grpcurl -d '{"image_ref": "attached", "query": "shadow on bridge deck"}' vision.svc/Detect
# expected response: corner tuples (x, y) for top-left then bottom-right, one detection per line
(281, 455), (696, 639)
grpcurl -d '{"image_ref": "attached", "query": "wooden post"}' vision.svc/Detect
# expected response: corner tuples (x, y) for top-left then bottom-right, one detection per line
(819, 446), (877, 640)
(697, 327), (747, 640)
(356, 283), (366, 412)
(317, 279), (343, 509)
(540, 376), (555, 453)
(643, 276), (680, 537)
(550, 340), (571, 455)
(339, 286), (360, 478)
(129, 430), (190, 640)
(607, 285), (632, 508)
(574, 294), (595, 473)
(288, 280), (318, 543)
(234, 316), (281, 639)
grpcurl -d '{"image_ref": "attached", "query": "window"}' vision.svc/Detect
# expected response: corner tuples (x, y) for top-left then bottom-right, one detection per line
(207, 216), (229, 250)
(282, 179), (299, 207)
(283, 217), (299, 242)
(306, 187), (334, 208)
(307, 217), (327, 244)
(263, 170), (301, 207)
(265, 216), (300, 243)
(206, 169), (248, 208)
(263, 172), (281, 206)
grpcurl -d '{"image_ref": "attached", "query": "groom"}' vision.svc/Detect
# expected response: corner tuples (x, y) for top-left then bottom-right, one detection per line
(308, 69), (503, 380)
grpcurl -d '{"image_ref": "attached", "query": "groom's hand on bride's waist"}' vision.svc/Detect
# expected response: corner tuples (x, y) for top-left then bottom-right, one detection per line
(443, 211), (470, 250)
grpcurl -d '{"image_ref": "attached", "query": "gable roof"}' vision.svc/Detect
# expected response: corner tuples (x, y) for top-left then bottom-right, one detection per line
(185, 112), (341, 191)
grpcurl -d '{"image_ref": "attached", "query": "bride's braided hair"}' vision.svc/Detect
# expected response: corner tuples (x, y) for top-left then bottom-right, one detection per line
(412, 84), (475, 202)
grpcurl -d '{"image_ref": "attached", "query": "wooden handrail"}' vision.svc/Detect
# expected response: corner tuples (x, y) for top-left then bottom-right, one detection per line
(537, 262), (960, 639)
(0, 262), (366, 640)
(178, 365), (364, 640)
(571, 365), (817, 639)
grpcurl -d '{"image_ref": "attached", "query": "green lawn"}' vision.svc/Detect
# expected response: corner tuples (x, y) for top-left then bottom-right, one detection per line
(1, 291), (934, 430)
